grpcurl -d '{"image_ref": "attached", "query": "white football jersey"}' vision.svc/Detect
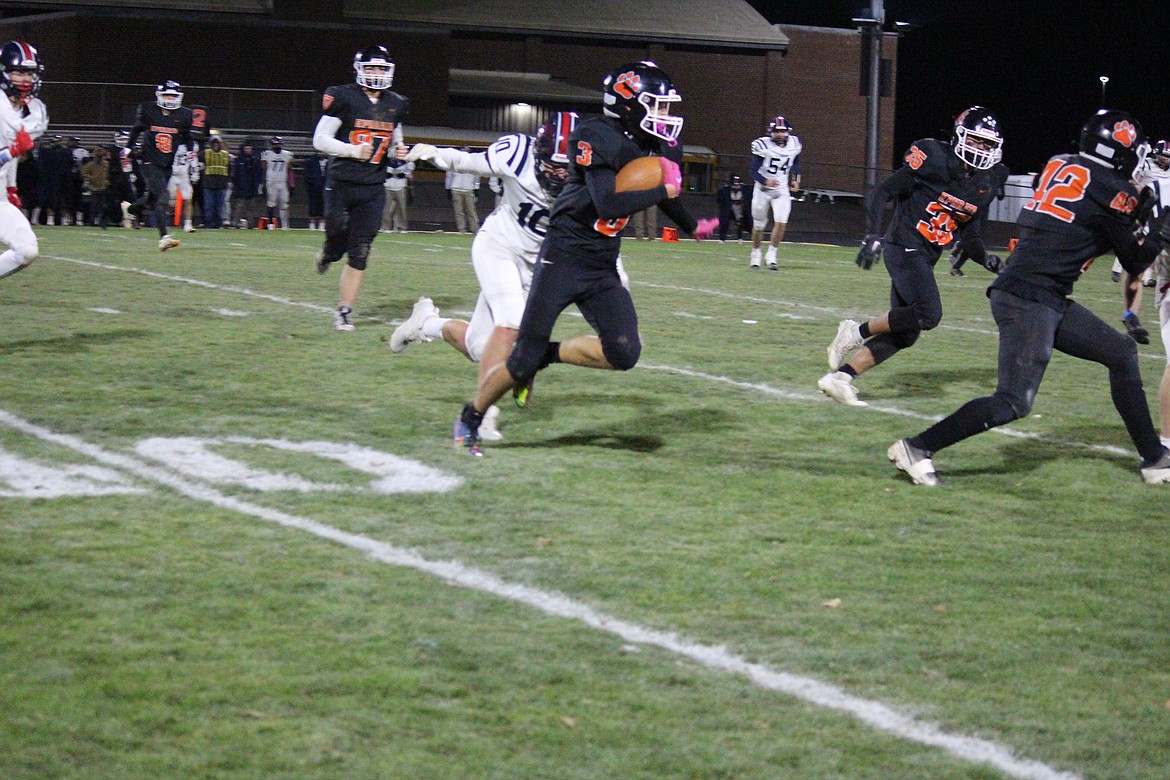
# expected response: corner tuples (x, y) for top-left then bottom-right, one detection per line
(0, 95), (48, 188)
(1134, 162), (1170, 216)
(261, 149), (294, 184)
(431, 134), (552, 265)
(750, 134), (802, 190)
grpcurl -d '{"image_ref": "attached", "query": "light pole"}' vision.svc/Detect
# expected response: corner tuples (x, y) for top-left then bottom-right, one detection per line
(853, 1), (884, 195)
(1099, 75), (1109, 108)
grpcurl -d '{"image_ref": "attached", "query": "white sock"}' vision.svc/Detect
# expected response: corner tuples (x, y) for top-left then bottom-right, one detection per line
(421, 316), (449, 340)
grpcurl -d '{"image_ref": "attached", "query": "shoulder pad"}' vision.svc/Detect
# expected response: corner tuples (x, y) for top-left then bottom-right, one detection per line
(902, 138), (951, 181)
(574, 117), (623, 170)
(750, 136), (770, 155)
(485, 133), (531, 178)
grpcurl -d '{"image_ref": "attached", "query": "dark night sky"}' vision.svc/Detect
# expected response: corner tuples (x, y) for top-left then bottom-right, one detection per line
(747, 1), (1170, 174)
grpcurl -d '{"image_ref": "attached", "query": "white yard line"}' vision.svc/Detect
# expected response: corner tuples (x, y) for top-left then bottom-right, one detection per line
(0, 407), (1079, 780)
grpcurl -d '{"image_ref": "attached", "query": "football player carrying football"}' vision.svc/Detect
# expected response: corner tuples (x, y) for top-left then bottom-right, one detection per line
(450, 61), (716, 454)
(0, 40), (47, 279)
(128, 80), (194, 251)
(819, 106), (1010, 408)
(749, 115), (801, 269)
(312, 44), (409, 331)
(890, 110), (1170, 486)
(389, 112), (593, 442)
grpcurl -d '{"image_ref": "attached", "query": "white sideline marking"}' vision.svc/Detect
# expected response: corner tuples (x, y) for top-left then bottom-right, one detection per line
(88, 307), (121, 314)
(214, 308), (251, 317)
(0, 408), (1077, 780)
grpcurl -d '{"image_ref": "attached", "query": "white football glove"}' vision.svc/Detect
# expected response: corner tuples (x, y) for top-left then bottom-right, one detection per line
(405, 143), (439, 163)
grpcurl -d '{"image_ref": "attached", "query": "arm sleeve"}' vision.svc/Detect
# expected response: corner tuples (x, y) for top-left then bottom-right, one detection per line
(127, 107), (146, 148)
(863, 166), (916, 235)
(748, 154), (766, 185)
(659, 196), (699, 234)
(791, 154), (802, 180)
(312, 115), (358, 158)
(430, 147), (494, 176)
(585, 166), (667, 219)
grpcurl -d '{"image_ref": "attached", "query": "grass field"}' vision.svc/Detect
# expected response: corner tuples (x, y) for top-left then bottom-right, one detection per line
(2, 225), (1168, 780)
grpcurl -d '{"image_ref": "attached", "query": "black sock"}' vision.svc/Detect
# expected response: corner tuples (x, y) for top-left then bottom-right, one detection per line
(839, 364), (858, 378)
(858, 322), (872, 339)
(461, 403), (484, 431)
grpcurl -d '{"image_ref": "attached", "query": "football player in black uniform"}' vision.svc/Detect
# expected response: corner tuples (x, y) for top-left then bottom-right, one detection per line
(311, 44), (409, 331)
(890, 110), (1170, 486)
(127, 80), (193, 251)
(819, 107), (1010, 407)
(452, 61), (717, 454)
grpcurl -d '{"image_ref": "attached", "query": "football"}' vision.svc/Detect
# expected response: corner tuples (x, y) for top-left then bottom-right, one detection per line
(615, 156), (664, 192)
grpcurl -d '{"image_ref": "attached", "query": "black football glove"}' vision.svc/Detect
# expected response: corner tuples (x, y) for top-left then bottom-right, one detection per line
(856, 234), (882, 270)
(981, 254), (1003, 274)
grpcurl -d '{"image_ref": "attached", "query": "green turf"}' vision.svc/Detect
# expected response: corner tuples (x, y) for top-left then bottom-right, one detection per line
(1, 226), (1167, 779)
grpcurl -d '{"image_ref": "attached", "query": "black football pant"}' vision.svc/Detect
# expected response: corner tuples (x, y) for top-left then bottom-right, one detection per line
(507, 237), (640, 383)
(866, 242), (944, 365)
(912, 289), (1165, 463)
(321, 180), (385, 270)
(137, 162), (172, 238)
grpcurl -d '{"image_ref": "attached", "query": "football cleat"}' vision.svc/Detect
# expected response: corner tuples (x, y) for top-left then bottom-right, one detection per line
(158, 235), (180, 252)
(389, 296), (438, 353)
(1123, 314), (1149, 345)
(826, 319), (865, 370)
(314, 248), (331, 275)
(817, 371), (868, 407)
(888, 439), (940, 486)
(513, 377), (535, 408)
(478, 405), (503, 442)
(1141, 450), (1170, 484)
(765, 247), (778, 270)
(749, 248), (761, 269)
(949, 266), (965, 277)
(453, 403), (484, 457)
(333, 305), (355, 332)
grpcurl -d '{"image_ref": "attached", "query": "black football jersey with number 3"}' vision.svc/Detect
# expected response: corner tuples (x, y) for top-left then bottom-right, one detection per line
(993, 154), (1157, 307)
(321, 82), (409, 186)
(550, 115), (683, 252)
(875, 138), (1009, 262)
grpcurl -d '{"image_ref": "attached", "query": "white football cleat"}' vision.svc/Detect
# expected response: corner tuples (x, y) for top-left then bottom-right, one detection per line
(827, 319), (864, 370)
(1141, 451), (1170, 485)
(765, 247), (778, 270)
(817, 371), (868, 407)
(888, 438), (940, 486)
(333, 305), (355, 332)
(478, 405), (503, 442)
(158, 235), (180, 252)
(389, 296), (439, 353)
(749, 248), (761, 269)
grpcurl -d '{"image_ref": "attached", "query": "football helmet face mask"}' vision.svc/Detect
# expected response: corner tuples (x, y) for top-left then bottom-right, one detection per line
(534, 111), (578, 197)
(1151, 140), (1170, 171)
(0, 41), (43, 103)
(155, 80), (183, 110)
(602, 61), (683, 144)
(271, 136), (283, 152)
(768, 116), (792, 145)
(354, 45), (394, 91)
(113, 131), (130, 148)
(1079, 109), (1148, 178)
(952, 106), (1003, 170)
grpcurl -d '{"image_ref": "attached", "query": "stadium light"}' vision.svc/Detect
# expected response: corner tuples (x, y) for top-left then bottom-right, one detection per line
(1099, 76), (1109, 108)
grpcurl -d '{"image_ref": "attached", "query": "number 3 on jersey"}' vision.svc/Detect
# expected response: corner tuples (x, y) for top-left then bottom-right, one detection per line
(348, 129), (394, 164)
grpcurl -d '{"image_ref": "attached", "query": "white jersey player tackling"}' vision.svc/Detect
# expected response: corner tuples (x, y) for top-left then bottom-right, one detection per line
(0, 41), (47, 279)
(390, 112), (626, 440)
(749, 115), (802, 269)
(1133, 140), (1170, 449)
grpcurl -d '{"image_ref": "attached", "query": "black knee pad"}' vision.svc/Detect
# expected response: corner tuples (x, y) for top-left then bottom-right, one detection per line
(346, 242), (370, 271)
(990, 392), (1029, 424)
(602, 333), (641, 371)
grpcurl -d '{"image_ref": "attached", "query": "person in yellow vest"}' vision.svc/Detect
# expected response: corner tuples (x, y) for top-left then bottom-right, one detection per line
(200, 135), (230, 228)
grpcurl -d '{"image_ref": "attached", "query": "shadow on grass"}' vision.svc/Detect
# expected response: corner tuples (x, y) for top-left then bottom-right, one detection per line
(0, 329), (151, 355)
(495, 404), (734, 453)
(877, 366), (1000, 400)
